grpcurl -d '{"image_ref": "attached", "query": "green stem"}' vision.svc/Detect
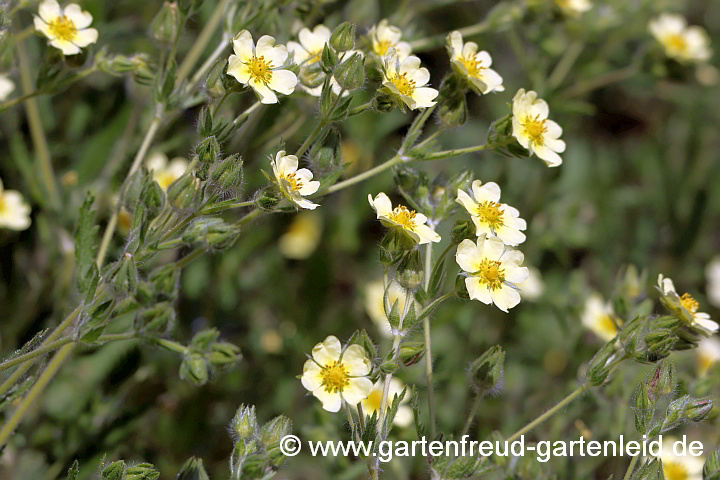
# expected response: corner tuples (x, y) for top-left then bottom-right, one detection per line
(461, 393), (483, 437)
(423, 243), (437, 439)
(417, 143), (493, 162)
(547, 40), (584, 90)
(560, 65), (638, 99)
(0, 90), (42, 112)
(623, 454), (640, 480)
(347, 102), (374, 117)
(295, 120), (326, 159)
(177, 0), (232, 84)
(324, 155), (403, 195)
(409, 21), (490, 52)
(0, 337), (74, 372)
(506, 384), (591, 443)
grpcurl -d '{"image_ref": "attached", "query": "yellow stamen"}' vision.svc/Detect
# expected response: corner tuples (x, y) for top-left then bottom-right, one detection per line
(666, 34), (688, 54)
(475, 201), (504, 230)
(389, 73), (416, 97)
(460, 55), (485, 78)
(474, 259), (506, 290)
(663, 461), (689, 480)
(281, 172), (304, 192)
(680, 292), (699, 314)
(596, 314), (618, 337)
(388, 205), (417, 229)
(374, 40), (392, 56)
(49, 15), (77, 42)
(365, 389), (384, 412)
(321, 361), (350, 393)
(522, 115), (548, 146)
(155, 172), (179, 192)
(247, 55), (273, 84)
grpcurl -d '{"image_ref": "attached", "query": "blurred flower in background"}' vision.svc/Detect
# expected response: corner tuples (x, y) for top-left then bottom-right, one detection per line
(369, 19), (411, 58)
(0, 74), (14, 101)
(555, 0), (592, 17)
(657, 436), (705, 480)
(581, 293), (618, 341)
(33, 0), (98, 55)
(517, 266), (545, 301)
(146, 152), (189, 192)
(364, 279), (407, 338)
(706, 258), (720, 308)
(0, 179), (32, 231)
(649, 13), (712, 64)
(696, 337), (720, 377)
(278, 211), (323, 259)
(360, 377), (412, 427)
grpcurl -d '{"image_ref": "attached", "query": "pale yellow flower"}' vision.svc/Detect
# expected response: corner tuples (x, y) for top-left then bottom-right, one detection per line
(658, 274), (718, 333)
(287, 24), (332, 67)
(272, 150), (320, 210)
(0, 179), (31, 231)
(555, 0), (592, 17)
(360, 377), (412, 427)
(227, 30), (298, 104)
(448, 31), (504, 94)
(512, 89), (566, 167)
(146, 152), (189, 192)
(696, 336), (720, 377)
(34, 0), (98, 56)
(278, 211), (323, 259)
(456, 180), (526, 246)
(705, 257), (720, 308)
(456, 235), (528, 312)
(369, 19), (411, 59)
(381, 52), (438, 110)
(301, 335), (373, 412)
(657, 436), (705, 480)
(649, 14), (712, 64)
(364, 279), (408, 338)
(368, 192), (440, 245)
(581, 294), (618, 341)
(0, 74), (14, 102)
(517, 267), (544, 301)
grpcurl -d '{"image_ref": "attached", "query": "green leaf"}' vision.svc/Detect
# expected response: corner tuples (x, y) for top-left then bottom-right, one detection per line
(74, 192), (98, 294)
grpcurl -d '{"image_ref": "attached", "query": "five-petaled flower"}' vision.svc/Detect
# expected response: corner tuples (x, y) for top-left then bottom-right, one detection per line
(456, 180), (526, 246)
(301, 335), (373, 412)
(381, 52), (438, 110)
(369, 19), (411, 59)
(697, 337), (720, 377)
(511, 89), (566, 167)
(649, 14), (712, 64)
(581, 294), (618, 342)
(0, 178), (32, 231)
(448, 31), (504, 95)
(271, 150), (320, 210)
(360, 377), (413, 427)
(147, 152), (189, 192)
(456, 234), (528, 312)
(34, 0), (98, 56)
(368, 192), (440, 245)
(227, 30), (298, 104)
(658, 274), (718, 333)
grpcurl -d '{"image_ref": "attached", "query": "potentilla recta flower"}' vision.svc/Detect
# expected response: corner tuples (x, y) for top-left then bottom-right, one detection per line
(146, 152), (189, 192)
(658, 274), (718, 333)
(456, 180), (526, 246)
(227, 30), (298, 104)
(301, 335), (373, 412)
(581, 294), (618, 341)
(364, 279), (410, 338)
(696, 336), (720, 377)
(448, 31), (504, 94)
(380, 53), (438, 110)
(456, 234), (528, 312)
(555, 0), (592, 17)
(649, 14), (712, 64)
(0, 179), (32, 231)
(657, 436), (705, 480)
(34, 0), (98, 56)
(360, 377), (412, 427)
(368, 192), (440, 245)
(0, 74), (14, 101)
(369, 19), (411, 59)
(512, 89), (566, 167)
(271, 150), (320, 210)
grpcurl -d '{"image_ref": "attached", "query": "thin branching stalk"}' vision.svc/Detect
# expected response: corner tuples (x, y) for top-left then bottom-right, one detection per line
(423, 242), (437, 439)
(409, 21), (490, 52)
(177, 0), (233, 84)
(461, 393), (483, 437)
(623, 454), (640, 480)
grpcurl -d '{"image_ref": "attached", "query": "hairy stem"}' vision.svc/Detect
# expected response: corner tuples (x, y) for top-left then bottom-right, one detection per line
(461, 393), (483, 437)
(177, 0), (232, 84)
(423, 243), (437, 439)
(623, 454), (640, 480)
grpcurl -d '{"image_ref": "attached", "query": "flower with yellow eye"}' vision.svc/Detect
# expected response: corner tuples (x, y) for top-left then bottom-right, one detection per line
(33, 0), (98, 56)
(271, 150), (320, 210)
(555, 0), (592, 17)
(360, 377), (412, 427)
(368, 192), (440, 245)
(369, 19), (411, 59)
(447, 31), (504, 95)
(511, 89), (566, 167)
(0, 74), (14, 101)
(656, 436), (705, 480)
(658, 274), (718, 333)
(278, 211), (323, 259)
(146, 152), (189, 192)
(456, 180), (526, 246)
(581, 294), (619, 342)
(227, 30), (298, 104)
(380, 52), (438, 110)
(301, 335), (373, 413)
(0, 179), (32, 231)
(456, 235), (528, 312)
(649, 14), (712, 64)
(696, 337), (720, 377)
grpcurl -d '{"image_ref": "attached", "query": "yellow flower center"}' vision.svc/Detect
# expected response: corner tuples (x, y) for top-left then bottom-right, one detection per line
(680, 292), (699, 314)
(667, 34), (688, 54)
(522, 115), (548, 146)
(597, 314), (618, 337)
(0, 195), (6, 214)
(321, 361), (350, 393)
(388, 205), (417, 230)
(474, 259), (506, 290)
(374, 40), (392, 56)
(306, 49), (323, 65)
(155, 172), (179, 192)
(247, 55), (273, 84)
(389, 73), (416, 97)
(365, 389), (384, 412)
(281, 172), (304, 192)
(475, 201), (504, 230)
(460, 55), (485, 78)
(49, 15), (77, 42)
(664, 461), (689, 480)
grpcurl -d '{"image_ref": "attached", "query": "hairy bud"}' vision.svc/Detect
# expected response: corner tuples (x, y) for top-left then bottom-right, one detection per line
(469, 345), (505, 395)
(330, 22), (356, 51)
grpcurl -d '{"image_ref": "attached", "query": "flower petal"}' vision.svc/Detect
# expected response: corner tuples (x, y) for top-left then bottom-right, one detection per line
(313, 387), (342, 412)
(268, 69), (297, 95)
(312, 335), (342, 365)
(343, 377), (373, 406)
(64, 4), (93, 29)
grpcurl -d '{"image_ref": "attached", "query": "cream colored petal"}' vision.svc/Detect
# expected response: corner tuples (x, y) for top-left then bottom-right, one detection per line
(38, 0), (61, 23)
(456, 239), (482, 273)
(496, 225), (526, 246)
(533, 145), (563, 167)
(414, 224), (441, 244)
(232, 30), (255, 60)
(313, 387), (342, 412)
(343, 377), (373, 405)
(167, 158), (189, 178)
(448, 31), (463, 58)
(369, 192), (393, 217)
(476, 68), (504, 94)
(399, 56), (421, 75)
(490, 285), (521, 312)
(695, 317), (719, 333)
(342, 345), (371, 376)
(293, 196), (320, 210)
(456, 188), (477, 213)
(472, 180), (501, 203)
(312, 335), (342, 365)
(64, 4), (93, 29)
(393, 406), (414, 427)
(50, 39), (81, 55)
(301, 359), (324, 391)
(227, 56), (251, 84)
(481, 235), (506, 261)
(277, 153), (299, 175)
(505, 265), (529, 285)
(250, 78), (278, 104)
(33, 17), (53, 38)
(298, 180), (320, 196)
(410, 67), (430, 87)
(268, 69), (297, 95)
(287, 41), (310, 63)
(411, 87), (438, 108)
(0, 75), (14, 101)
(466, 277), (491, 304)
(72, 28), (98, 48)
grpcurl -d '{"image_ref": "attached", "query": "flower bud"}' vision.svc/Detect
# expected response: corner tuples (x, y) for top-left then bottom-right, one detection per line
(167, 172), (203, 210)
(662, 395), (714, 431)
(149, 265), (180, 299)
(210, 341), (241, 367)
(586, 339), (618, 386)
(399, 341), (425, 366)
(334, 52), (365, 90)
(632, 458), (664, 480)
(231, 404), (258, 441)
(704, 448), (720, 480)
(210, 154), (244, 193)
(632, 381), (654, 434)
(102, 461), (126, 480)
(321, 43), (337, 71)
(330, 22), (356, 51)
(205, 58), (227, 98)
(469, 346), (505, 395)
(177, 457), (210, 480)
(182, 218), (241, 250)
(196, 136), (221, 166)
(380, 228), (415, 259)
(135, 302), (175, 333)
(379, 359), (400, 374)
(255, 188), (280, 211)
(150, 2), (181, 44)
(648, 359), (676, 399)
(259, 415), (292, 448)
(180, 352), (209, 386)
(455, 274), (470, 300)
(141, 179), (165, 216)
(396, 249), (424, 290)
(684, 397), (714, 422)
(114, 253), (138, 294)
(371, 92), (396, 113)
(267, 444), (287, 468)
(126, 464), (159, 480)
(451, 220), (477, 245)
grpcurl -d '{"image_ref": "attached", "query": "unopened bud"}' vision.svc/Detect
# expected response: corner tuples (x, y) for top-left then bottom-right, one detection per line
(379, 359), (400, 374)
(210, 341), (241, 367)
(330, 22), (356, 51)
(334, 52), (365, 90)
(704, 448), (720, 480)
(149, 265), (180, 299)
(371, 92), (396, 113)
(141, 179), (165, 215)
(396, 249), (424, 290)
(150, 2), (181, 44)
(231, 404), (258, 441)
(399, 342), (425, 366)
(205, 58), (227, 98)
(102, 461), (126, 480)
(259, 415), (292, 448)
(177, 457), (210, 480)
(182, 217), (241, 250)
(114, 253), (138, 294)
(455, 274), (470, 300)
(167, 172), (203, 210)
(180, 353), (209, 386)
(255, 188), (280, 211)
(632, 381), (654, 434)
(451, 220), (477, 245)
(321, 43), (337, 71)
(210, 154), (244, 193)
(648, 359), (676, 399)
(126, 463), (159, 480)
(469, 346), (505, 395)
(586, 339), (619, 386)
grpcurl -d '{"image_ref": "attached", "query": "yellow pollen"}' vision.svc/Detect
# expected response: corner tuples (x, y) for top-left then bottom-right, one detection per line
(522, 115), (548, 146)
(0, 195), (6, 214)
(374, 40), (392, 56)
(321, 361), (350, 393)
(365, 389), (384, 412)
(247, 55), (273, 84)
(388, 205), (417, 229)
(663, 461), (689, 480)
(460, 55), (485, 78)
(155, 172), (179, 192)
(680, 293), (699, 314)
(597, 314), (618, 337)
(666, 34), (688, 54)
(474, 259), (506, 290)
(389, 73), (416, 97)
(475, 201), (504, 230)
(281, 173), (304, 192)
(48, 15), (77, 42)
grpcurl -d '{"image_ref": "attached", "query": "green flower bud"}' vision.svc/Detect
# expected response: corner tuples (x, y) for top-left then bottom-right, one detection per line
(126, 463), (159, 480)
(141, 179), (165, 216)
(149, 265), (180, 299)
(124, 169), (147, 213)
(259, 415), (292, 448)
(632, 457), (664, 480)
(135, 302), (175, 333)
(180, 353), (209, 386)
(632, 381), (654, 434)
(167, 172), (203, 210)
(205, 59), (227, 98)
(240, 456), (267, 479)
(469, 346), (505, 395)
(684, 397), (714, 422)
(210, 341), (241, 367)
(379, 359), (400, 374)
(648, 359), (676, 399)
(399, 341), (425, 366)
(177, 457), (210, 480)
(182, 217), (241, 250)
(210, 154), (244, 193)
(330, 22), (356, 51)
(371, 92), (396, 113)
(189, 328), (220, 351)
(704, 448), (720, 480)
(396, 249), (424, 290)
(334, 52), (365, 90)
(321, 43), (337, 71)
(380, 229), (415, 259)
(437, 73), (469, 127)
(255, 188), (280, 211)
(102, 461), (126, 480)
(455, 274), (470, 300)
(231, 404), (258, 441)
(114, 253), (138, 294)
(586, 339), (619, 386)
(662, 395), (714, 431)
(451, 220), (477, 245)
(266, 444), (287, 468)
(196, 136), (221, 166)
(150, 2), (181, 44)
